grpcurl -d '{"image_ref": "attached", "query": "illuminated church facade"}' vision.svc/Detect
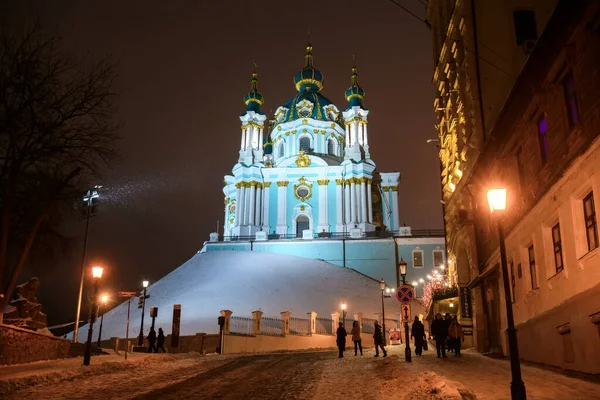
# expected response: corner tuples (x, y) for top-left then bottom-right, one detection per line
(223, 45), (401, 238)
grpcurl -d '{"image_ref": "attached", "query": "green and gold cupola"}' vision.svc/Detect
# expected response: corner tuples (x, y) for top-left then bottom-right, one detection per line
(243, 71), (264, 113)
(345, 65), (365, 108)
(293, 44), (324, 92)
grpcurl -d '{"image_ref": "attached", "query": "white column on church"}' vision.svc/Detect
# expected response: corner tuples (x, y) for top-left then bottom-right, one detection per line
(383, 188), (391, 229)
(360, 178), (367, 223)
(276, 181), (287, 234)
(262, 183), (270, 232)
(317, 180), (329, 232)
(367, 179), (373, 223)
(353, 120), (359, 147)
(249, 183), (256, 226)
(255, 184), (262, 227)
(240, 129), (245, 150)
(345, 124), (350, 146)
(344, 180), (351, 226)
(237, 183), (245, 227)
(350, 179), (357, 223)
(392, 188), (400, 230)
(335, 179), (344, 231)
(364, 124), (369, 146)
(258, 129), (263, 150)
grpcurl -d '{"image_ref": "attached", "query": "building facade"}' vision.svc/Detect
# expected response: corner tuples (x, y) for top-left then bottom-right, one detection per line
(428, 0), (600, 373)
(222, 45), (401, 239)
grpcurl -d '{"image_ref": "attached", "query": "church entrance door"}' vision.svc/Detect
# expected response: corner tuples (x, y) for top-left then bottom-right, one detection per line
(296, 215), (309, 238)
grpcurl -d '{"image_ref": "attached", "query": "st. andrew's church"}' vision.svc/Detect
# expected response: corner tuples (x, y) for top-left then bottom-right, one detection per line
(222, 44), (401, 239)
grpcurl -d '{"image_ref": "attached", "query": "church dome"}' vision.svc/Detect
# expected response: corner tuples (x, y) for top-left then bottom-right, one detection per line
(293, 44), (324, 92)
(345, 66), (365, 108)
(243, 71), (264, 113)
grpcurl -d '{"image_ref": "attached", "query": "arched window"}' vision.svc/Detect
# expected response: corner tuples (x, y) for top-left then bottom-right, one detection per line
(296, 215), (309, 237)
(278, 142), (285, 159)
(327, 138), (336, 156)
(299, 136), (311, 152)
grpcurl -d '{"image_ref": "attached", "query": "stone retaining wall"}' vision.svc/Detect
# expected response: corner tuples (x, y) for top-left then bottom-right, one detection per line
(0, 324), (70, 365)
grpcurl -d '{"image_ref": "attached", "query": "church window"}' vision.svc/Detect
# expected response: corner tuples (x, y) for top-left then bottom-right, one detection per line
(296, 215), (310, 237)
(299, 108), (311, 118)
(327, 138), (336, 156)
(412, 249), (424, 268)
(296, 186), (310, 199)
(278, 142), (285, 159)
(299, 136), (311, 152)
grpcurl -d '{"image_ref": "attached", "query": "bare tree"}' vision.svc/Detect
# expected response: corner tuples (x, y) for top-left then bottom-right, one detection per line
(0, 23), (119, 322)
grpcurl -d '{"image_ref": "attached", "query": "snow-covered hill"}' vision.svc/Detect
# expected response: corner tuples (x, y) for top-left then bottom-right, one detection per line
(75, 251), (415, 340)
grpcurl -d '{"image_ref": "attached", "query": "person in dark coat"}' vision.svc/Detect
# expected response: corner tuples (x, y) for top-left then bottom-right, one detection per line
(444, 313), (453, 352)
(147, 327), (157, 353)
(373, 320), (387, 357)
(156, 327), (166, 353)
(431, 313), (447, 358)
(351, 320), (363, 356)
(411, 316), (426, 356)
(448, 316), (465, 356)
(336, 322), (347, 358)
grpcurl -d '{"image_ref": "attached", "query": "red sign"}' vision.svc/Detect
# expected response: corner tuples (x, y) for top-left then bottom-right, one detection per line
(118, 291), (139, 297)
(396, 285), (414, 304)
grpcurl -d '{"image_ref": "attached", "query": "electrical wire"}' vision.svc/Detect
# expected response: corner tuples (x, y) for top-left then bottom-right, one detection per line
(386, 0), (512, 77)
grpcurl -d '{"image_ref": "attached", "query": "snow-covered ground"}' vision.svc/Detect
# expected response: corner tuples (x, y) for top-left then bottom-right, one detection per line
(73, 251), (416, 340)
(2, 346), (599, 399)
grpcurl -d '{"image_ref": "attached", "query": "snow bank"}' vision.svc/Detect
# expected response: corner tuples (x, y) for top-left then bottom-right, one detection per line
(74, 251), (417, 341)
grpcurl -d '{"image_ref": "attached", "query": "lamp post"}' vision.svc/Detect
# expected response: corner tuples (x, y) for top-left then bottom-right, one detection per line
(138, 280), (149, 346)
(398, 258), (412, 362)
(378, 279), (392, 346)
(97, 295), (108, 348)
(74, 186), (101, 343)
(341, 302), (347, 329)
(83, 266), (103, 366)
(487, 188), (526, 400)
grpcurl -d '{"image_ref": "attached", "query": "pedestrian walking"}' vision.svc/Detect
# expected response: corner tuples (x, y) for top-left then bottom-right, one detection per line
(411, 316), (426, 356)
(351, 320), (363, 356)
(448, 316), (465, 356)
(147, 327), (157, 353)
(373, 320), (387, 357)
(444, 313), (452, 352)
(431, 313), (447, 358)
(336, 322), (347, 358)
(156, 327), (167, 353)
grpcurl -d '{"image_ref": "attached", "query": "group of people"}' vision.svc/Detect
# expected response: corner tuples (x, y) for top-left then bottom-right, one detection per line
(336, 320), (387, 358)
(146, 327), (167, 353)
(431, 313), (465, 358)
(335, 314), (464, 359)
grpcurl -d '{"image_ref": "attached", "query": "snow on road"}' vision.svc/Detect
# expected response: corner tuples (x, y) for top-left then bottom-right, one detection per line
(1, 346), (599, 399)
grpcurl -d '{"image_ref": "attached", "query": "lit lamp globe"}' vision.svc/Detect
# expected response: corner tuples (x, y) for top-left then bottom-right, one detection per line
(142, 280), (149, 288)
(379, 279), (385, 291)
(101, 295), (108, 304)
(487, 188), (507, 213)
(92, 266), (103, 279)
(341, 302), (347, 311)
(398, 258), (407, 278)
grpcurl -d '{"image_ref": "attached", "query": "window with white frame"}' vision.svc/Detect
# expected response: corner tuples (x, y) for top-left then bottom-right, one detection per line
(433, 250), (444, 267)
(552, 223), (564, 274)
(583, 192), (598, 252)
(278, 142), (284, 159)
(327, 138), (336, 156)
(412, 249), (424, 268)
(299, 136), (311, 152)
(528, 244), (538, 290)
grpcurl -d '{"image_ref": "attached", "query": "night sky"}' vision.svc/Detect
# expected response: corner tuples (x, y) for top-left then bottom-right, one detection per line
(3, 0), (442, 325)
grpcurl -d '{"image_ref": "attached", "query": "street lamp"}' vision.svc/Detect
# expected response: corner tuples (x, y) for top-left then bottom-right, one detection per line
(74, 186), (101, 343)
(97, 295), (108, 348)
(341, 302), (347, 329)
(398, 258), (412, 362)
(379, 279), (392, 346)
(83, 266), (103, 366)
(487, 188), (526, 399)
(138, 280), (150, 346)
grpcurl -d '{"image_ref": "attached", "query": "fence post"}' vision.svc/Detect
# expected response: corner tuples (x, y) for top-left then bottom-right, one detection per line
(220, 309), (232, 334)
(353, 312), (363, 331)
(252, 310), (263, 335)
(331, 311), (340, 334)
(280, 311), (291, 335)
(308, 311), (317, 335)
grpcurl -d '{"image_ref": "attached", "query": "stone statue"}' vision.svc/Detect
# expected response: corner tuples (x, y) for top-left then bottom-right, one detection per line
(3, 277), (48, 330)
